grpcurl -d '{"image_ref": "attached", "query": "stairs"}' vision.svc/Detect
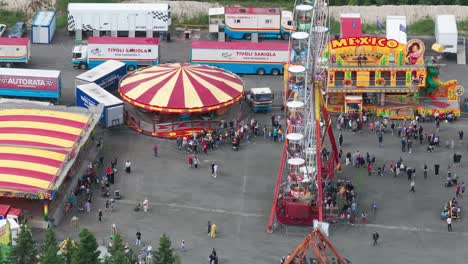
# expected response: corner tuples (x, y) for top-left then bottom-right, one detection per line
(457, 37), (466, 65)
(251, 33), (259, 43)
(146, 30), (153, 38)
(217, 32), (225, 42)
(75, 29), (82, 42)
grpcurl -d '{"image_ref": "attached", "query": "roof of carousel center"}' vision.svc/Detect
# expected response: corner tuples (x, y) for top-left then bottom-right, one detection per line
(0, 108), (95, 199)
(118, 63), (245, 114)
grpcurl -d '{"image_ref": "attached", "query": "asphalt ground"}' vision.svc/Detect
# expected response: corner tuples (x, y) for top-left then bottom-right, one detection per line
(24, 30), (468, 264)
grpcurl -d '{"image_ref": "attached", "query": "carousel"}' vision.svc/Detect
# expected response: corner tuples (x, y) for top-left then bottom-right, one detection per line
(119, 63), (245, 138)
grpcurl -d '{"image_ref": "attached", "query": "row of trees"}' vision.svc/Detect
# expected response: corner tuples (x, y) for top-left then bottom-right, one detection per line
(6, 224), (180, 264)
(329, 0), (468, 5)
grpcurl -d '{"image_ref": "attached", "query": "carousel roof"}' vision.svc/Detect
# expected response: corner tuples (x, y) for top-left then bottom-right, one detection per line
(118, 63), (245, 114)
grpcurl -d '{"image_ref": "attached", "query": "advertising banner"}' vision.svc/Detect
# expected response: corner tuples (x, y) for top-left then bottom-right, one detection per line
(192, 48), (289, 64)
(0, 75), (58, 91)
(88, 44), (159, 61)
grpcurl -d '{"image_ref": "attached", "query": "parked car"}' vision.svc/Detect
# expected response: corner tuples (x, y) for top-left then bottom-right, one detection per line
(8, 22), (26, 38)
(0, 24), (6, 37)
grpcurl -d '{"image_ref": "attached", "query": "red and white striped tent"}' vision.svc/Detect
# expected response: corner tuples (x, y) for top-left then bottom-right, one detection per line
(119, 63), (245, 114)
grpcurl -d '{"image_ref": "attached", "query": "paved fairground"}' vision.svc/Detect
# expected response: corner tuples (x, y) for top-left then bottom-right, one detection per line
(28, 30), (468, 264)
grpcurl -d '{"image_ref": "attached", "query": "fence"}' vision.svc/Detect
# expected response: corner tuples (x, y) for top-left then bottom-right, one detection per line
(124, 109), (217, 138)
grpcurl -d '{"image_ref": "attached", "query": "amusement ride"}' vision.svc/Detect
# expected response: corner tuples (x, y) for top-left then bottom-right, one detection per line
(268, 0), (347, 263)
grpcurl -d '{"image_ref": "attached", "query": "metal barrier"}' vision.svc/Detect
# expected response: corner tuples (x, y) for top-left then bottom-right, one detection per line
(124, 109), (217, 138)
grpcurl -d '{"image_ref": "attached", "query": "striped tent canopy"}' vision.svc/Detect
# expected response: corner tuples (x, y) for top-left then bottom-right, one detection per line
(0, 109), (92, 199)
(118, 63), (245, 114)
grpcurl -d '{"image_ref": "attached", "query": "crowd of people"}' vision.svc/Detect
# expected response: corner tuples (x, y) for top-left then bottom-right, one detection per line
(337, 110), (466, 234)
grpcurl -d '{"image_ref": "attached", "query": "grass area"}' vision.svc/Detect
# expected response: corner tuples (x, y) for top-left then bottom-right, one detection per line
(202, 0), (294, 9)
(407, 17), (435, 36)
(0, 10), (26, 27)
(173, 14), (210, 27)
(329, 17), (340, 36)
(458, 20), (468, 35)
(362, 22), (385, 35)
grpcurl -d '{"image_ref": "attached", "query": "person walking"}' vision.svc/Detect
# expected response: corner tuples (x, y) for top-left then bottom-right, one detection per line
(153, 144), (158, 157)
(408, 138), (413, 153)
(435, 163), (440, 176)
(136, 231), (142, 246)
(456, 184), (461, 198)
(367, 163), (373, 176)
(447, 217), (453, 232)
(125, 160), (131, 173)
(372, 231), (379, 246)
(193, 155), (199, 168)
(211, 162), (215, 177)
(423, 164), (428, 179)
(401, 138), (406, 152)
(410, 180), (416, 193)
(98, 209), (103, 223)
(105, 199), (110, 212)
(339, 134), (343, 148)
(213, 163), (218, 178)
(210, 223), (217, 238)
(188, 155), (194, 168)
(462, 182), (466, 198)
(378, 132), (383, 148)
(143, 197), (149, 212)
(180, 240), (185, 252)
(207, 221), (212, 236)
(459, 129), (464, 144)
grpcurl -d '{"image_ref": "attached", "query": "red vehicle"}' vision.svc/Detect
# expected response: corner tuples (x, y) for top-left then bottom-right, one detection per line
(0, 204), (23, 223)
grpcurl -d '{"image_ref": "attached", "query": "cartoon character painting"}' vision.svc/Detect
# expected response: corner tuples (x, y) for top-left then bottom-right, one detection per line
(406, 39), (425, 65)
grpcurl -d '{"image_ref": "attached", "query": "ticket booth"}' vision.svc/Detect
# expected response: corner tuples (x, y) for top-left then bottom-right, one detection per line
(345, 95), (363, 115)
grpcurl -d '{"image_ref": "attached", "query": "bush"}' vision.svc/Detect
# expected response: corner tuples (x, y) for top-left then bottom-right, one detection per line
(0, 10), (26, 27)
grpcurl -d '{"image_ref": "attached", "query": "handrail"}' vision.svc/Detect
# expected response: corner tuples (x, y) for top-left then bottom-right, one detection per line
(267, 141), (288, 233)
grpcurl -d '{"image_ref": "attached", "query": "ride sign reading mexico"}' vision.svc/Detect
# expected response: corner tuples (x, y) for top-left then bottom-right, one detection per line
(331, 37), (399, 49)
(0, 75), (57, 90)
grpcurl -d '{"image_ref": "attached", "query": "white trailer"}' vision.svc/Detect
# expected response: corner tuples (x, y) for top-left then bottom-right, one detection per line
(386, 16), (407, 45)
(0, 38), (30, 68)
(31, 11), (56, 44)
(67, 3), (171, 34)
(76, 83), (123, 128)
(435, 15), (458, 54)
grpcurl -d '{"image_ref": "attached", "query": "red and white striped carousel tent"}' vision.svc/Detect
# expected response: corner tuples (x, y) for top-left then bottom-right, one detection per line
(119, 63), (245, 114)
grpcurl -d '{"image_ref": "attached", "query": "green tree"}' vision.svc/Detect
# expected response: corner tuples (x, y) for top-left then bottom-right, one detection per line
(71, 228), (100, 264)
(154, 233), (177, 264)
(347, 0), (359, 5)
(9, 224), (36, 264)
(107, 233), (131, 264)
(41, 229), (64, 264)
(62, 238), (77, 264)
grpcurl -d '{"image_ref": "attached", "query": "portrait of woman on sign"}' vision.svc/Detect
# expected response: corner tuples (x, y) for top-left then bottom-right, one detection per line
(406, 39), (425, 65)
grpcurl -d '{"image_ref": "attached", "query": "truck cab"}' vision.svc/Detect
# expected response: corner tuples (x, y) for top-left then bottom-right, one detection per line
(72, 45), (88, 70)
(246, 87), (273, 112)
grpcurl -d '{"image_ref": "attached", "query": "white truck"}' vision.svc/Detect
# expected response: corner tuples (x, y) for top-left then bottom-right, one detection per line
(72, 37), (159, 71)
(209, 6), (293, 40)
(245, 87), (273, 112)
(0, 38), (30, 68)
(75, 60), (127, 93)
(435, 15), (458, 54)
(76, 83), (124, 128)
(67, 3), (171, 36)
